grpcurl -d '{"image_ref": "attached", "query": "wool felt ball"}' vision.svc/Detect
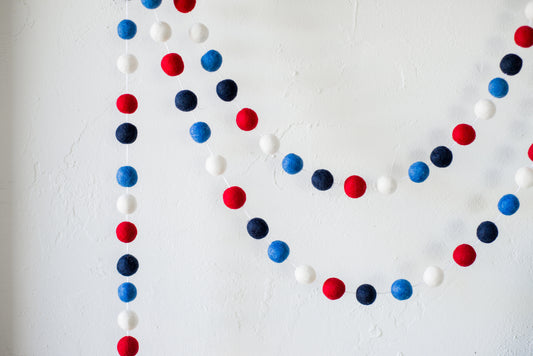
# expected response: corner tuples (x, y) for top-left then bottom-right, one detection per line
(294, 265), (316, 284)
(247, 218), (269, 240)
(312, 169), (334, 191)
(282, 153), (303, 175)
(488, 78), (509, 98)
(116, 123), (137, 144)
(117, 336), (139, 356)
(344, 175), (366, 198)
(515, 26), (533, 48)
(175, 90), (197, 112)
(223, 186), (246, 209)
(515, 166), (533, 188)
(189, 122), (211, 143)
(236, 108), (259, 131)
(322, 278), (345, 300)
(116, 94), (138, 114)
(201, 50), (223, 72)
(452, 123), (476, 145)
(259, 134), (280, 155)
(500, 53), (523, 76)
(477, 221), (498, 244)
(529, 143), (533, 161)
(116, 221), (137, 243)
(117, 54), (138, 74)
(118, 282), (137, 303)
(141, 0), (161, 9)
(117, 166), (138, 188)
(423, 266), (444, 287)
(498, 194), (520, 216)
(117, 310), (139, 331)
(117, 254), (139, 277)
(430, 146), (453, 168)
(408, 161), (429, 183)
(268, 240), (290, 263)
(117, 194), (137, 215)
(356, 284), (377, 305)
(174, 0), (196, 13)
(161, 53), (184, 76)
(150, 21), (171, 42)
(453, 244), (476, 267)
(189, 23), (209, 43)
(205, 155), (227, 176)
(526, 2), (533, 21)
(216, 79), (238, 102)
(391, 279), (413, 301)
(117, 19), (137, 40)
(474, 99), (496, 120)
(376, 176), (397, 194)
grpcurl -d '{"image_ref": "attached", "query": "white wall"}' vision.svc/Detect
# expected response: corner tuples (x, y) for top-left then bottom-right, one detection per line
(1, 0), (533, 355)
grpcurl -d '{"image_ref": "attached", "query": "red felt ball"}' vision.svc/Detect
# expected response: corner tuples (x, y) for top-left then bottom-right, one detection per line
(174, 0), (196, 13)
(117, 336), (139, 356)
(453, 244), (477, 267)
(223, 186), (246, 210)
(322, 277), (346, 300)
(236, 108), (259, 131)
(452, 124), (476, 146)
(117, 94), (138, 114)
(344, 175), (367, 199)
(116, 222), (137, 243)
(528, 143), (533, 162)
(161, 53), (184, 77)
(515, 26), (533, 48)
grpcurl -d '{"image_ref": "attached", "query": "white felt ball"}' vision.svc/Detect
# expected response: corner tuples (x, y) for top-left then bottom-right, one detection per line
(150, 21), (172, 42)
(474, 99), (496, 120)
(295, 265), (316, 284)
(117, 54), (138, 74)
(423, 266), (444, 287)
(515, 166), (533, 188)
(205, 155), (227, 176)
(259, 134), (280, 155)
(117, 194), (137, 215)
(189, 23), (209, 43)
(526, 2), (533, 20)
(117, 310), (139, 331)
(376, 176), (397, 194)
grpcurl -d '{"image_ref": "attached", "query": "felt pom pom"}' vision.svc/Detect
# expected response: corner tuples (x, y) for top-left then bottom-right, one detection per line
(515, 26), (533, 48)
(161, 53), (184, 76)
(529, 143), (533, 161)
(175, 90), (197, 112)
(236, 108), (259, 131)
(117, 254), (139, 277)
(294, 265), (316, 284)
(498, 194), (520, 216)
(312, 169), (334, 191)
(452, 124), (476, 145)
(117, 19), (137, 40)
(430, 146), (453, 168)
(477, 221), (498, 244)
(376, 176), (397, 194)
(189, 122), (211, 143)
(408, 161), (429, 183)
(268, 240), (290, 263)
(117, 166), (138, 188)
(391, 279), (413, 300)
(216, 79), (238, 102)
(189, 23), (209, 43)
(117, 194), (137, 215)
(526, 2), (533, 21)
(201, 50), (223, 72)
(116, 123), (137, 144)
(141, 0), (162, 9)
(117, 54), (138, 74)
(515, 166), (533, 188)
(453, 244), (476, 267)
(118, 282), (137, 303)
(356, 284), (377, 305)
(117, 94), (138, 114)
(474, 99), (496, 120)
(205, 155), (227, 176)
(259, 134), (280, 154)
(174, 0), (196, 13)
(117, 310), (139, 331)
(344, 175), (366, 198)
(282, 153), (303, 174)
(247, 218), (269, 239)
(116, 221), (137, 243)
(423, 266), (444, 287)
(322, 278), (345, 300)
(117, 336), (139, 356)
(223, 186), (246, 209)
(150, 21), (171, 42)
(500, 54), (523, 76)
(488, 78), (509, 98)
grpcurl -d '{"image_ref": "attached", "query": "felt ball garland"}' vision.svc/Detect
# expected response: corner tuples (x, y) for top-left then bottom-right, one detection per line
(223, 186), (246, 209)
(189, 122), (211, 143)
(430, 146), (453, 168)
(408, 161), (430, 183)
(118, 282), (137, 303)
(488, 77), (509, 98)
(500, 53), (523, 76)
(391, 279), (413, 301)
(323, 278), (346, 300)
(498, 194), (520, 216)
(453, 244), (476, 267)
(116, 221), (138, 243)
(247, 217), (269, 240)
(116, 123), (138, 144)
(268, 240), (290, 263)
(216, 79), (238, 102)
(201, 49), (223, 72)
(356, 284), (377, 305)
(117, 336), (139, 356)
(117, 254), (139, 277)
(150, 21), (172, 42)
(282, 153), (304, 175)
(236, 108), (259, 131)
(161, 53), (184, 76)
(117, 19), (137, 40)
(452, 124), (476, 145)
(116, 94), (138, 114)
(174, 0), (196, 13)
(311, 169), (334, 191)
(514, 25), (533, 48)
(175, 89), (198, 112)
(476, 221), (498, 244)
(344, 175), (367, 198)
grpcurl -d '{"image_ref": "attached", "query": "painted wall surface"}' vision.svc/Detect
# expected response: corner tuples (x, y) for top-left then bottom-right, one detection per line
(1, 0), (533, 355)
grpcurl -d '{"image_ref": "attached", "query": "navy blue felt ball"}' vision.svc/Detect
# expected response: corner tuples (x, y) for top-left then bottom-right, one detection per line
(408, 161), (430, 183)
(356, 284), (377, 305)
(489, 78), (509, 98)
(477, 221), (498, 244)
(282, 153), (303, 175)
(268, 240), (290, 263)
(141, 0), (162, 9)
(312, 169), (334, 191)
(117, 19), (137, 40)
(391, 279), (413, 301)
(430, 146), (453, 168)
(175, 90), (198, 112)
(201, 50), (223, 72)
(247, 218), (269, 240)
(118, 282), (137, 303)
(216, 79), (238, 102)
(117, 166), (138, 187)
(117, 254), (139, 277)
(498, 194), (520, 216)
(500, 54), (522, 76)
(116, 123), (138, 144)
(189, 122), (211, 143)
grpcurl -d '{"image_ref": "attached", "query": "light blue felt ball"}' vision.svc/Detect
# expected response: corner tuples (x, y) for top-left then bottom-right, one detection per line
(488, 77), (509, 98)
(189, 122), (211, 143)
(391, 279), (413, 301)
(498, 194), (520, 216)
(118, 282), (137, 303)
(141, 0), (162, 9)
(117, 166), (138, 188)
(268, 240), (290, 263)
(201, 50), (223, 72)
(408, 161), (430, 183)
(282, 153), (303, 175)
(117, 19), (137, 40)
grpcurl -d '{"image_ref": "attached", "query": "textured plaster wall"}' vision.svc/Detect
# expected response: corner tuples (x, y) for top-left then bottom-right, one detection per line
(1, 0), (533, 355)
